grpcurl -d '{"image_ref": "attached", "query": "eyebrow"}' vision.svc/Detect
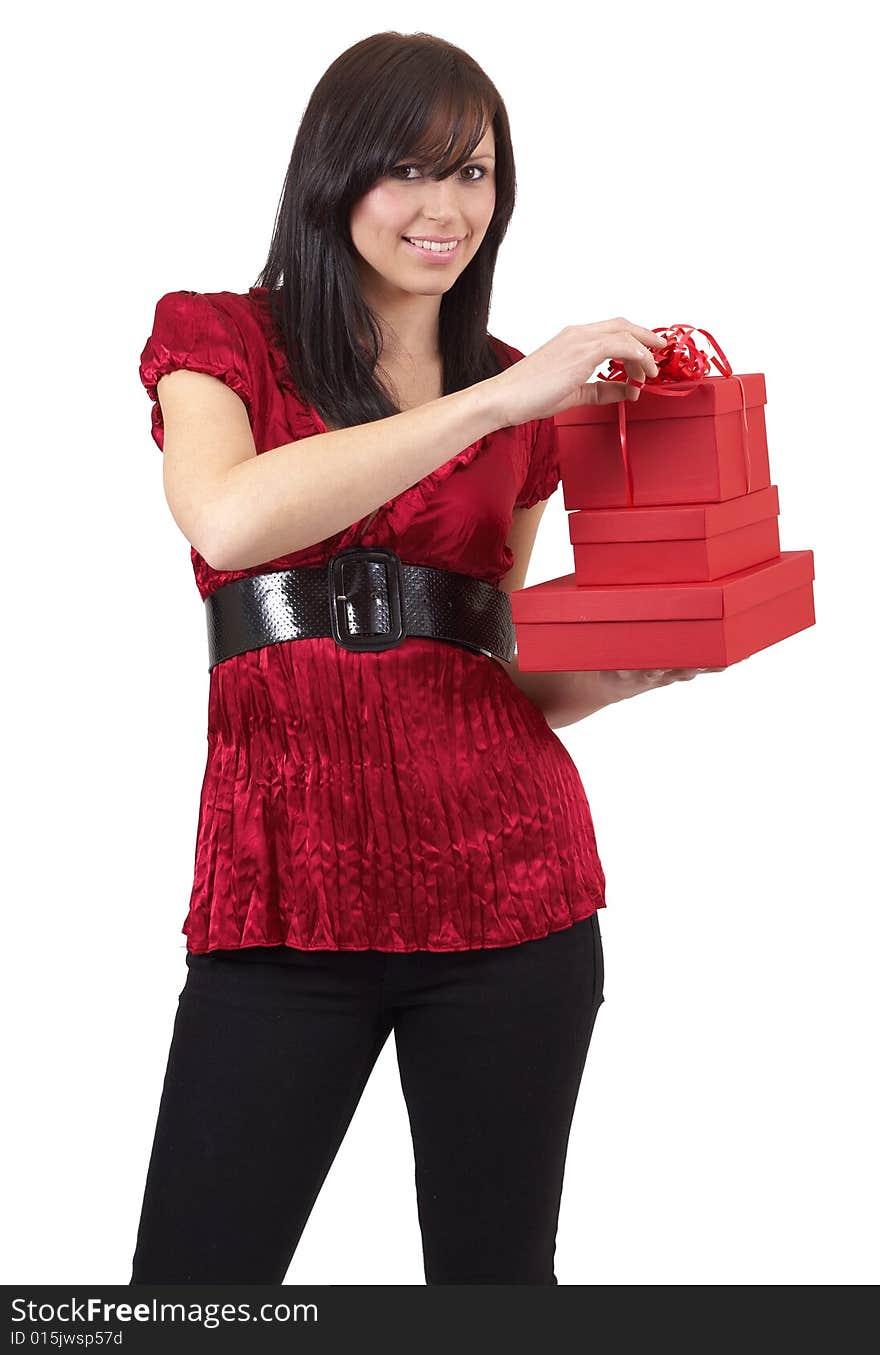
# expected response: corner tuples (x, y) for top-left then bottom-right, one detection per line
(398, 151), (496, 166)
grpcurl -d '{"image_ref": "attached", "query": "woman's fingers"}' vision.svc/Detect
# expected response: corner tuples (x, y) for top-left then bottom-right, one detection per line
(602, 665), (727, 702)
(594, 379), (639, 404)
(668, 667), (726, 680)
(602, 318), (666, 350)
(628, 322), (666, 350)
(589, 370), (647, 403)
(622, 339), (658, 396)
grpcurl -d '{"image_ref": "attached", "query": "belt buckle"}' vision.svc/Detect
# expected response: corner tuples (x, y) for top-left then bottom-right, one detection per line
(327, 547), (406, 652)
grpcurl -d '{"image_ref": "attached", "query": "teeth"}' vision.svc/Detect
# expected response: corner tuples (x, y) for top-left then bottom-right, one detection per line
(406, 238), (459, 252)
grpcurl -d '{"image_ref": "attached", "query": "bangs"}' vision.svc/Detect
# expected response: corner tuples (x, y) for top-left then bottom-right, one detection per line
(396, 92), (492, 178)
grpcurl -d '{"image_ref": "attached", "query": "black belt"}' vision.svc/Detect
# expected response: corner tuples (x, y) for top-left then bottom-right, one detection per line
(205, 547), (516, 671)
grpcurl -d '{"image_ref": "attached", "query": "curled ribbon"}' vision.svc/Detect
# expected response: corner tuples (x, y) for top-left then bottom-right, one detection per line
(596, 323), (753, 507)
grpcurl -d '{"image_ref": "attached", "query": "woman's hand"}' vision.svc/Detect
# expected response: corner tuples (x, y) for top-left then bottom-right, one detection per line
(489, 318), (666, 426)
(600, 666), (727, 703)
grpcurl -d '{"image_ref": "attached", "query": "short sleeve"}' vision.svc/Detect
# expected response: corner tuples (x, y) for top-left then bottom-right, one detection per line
(514, 415), (562, 509)
(138, 290), (254, 451)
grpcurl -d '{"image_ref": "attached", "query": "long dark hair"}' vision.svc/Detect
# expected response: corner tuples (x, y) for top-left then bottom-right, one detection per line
(252, 31), (517, 431)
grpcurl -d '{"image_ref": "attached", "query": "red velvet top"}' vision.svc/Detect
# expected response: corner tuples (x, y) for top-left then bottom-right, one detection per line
(138, 286), (606, 953)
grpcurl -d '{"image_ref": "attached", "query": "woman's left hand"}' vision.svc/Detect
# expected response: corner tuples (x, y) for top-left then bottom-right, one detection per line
(600, 666), (727, 703)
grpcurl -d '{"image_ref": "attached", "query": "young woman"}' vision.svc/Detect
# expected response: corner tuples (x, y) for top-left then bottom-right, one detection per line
(129, 30), (718, 1286)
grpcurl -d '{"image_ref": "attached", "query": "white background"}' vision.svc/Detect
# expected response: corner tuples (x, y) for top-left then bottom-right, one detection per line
(3, 0), (876, 1287)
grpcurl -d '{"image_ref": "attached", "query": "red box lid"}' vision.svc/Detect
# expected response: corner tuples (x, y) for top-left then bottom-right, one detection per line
(568, 485), (780, 544)
(510, 549), (814, 623)
(554, 373), (766, 426)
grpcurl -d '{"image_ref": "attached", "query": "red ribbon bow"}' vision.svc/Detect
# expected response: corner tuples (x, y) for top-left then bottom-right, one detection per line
(596, 323), (753, 507)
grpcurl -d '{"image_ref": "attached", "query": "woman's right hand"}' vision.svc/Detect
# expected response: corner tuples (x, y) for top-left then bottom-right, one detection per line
(489, 318), (667, 426)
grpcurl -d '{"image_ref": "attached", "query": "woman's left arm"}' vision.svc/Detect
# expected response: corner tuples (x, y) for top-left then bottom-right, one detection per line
(497, 503), (621, 726)
(497, 504), (725, 728)
(496, 657), (725, 729)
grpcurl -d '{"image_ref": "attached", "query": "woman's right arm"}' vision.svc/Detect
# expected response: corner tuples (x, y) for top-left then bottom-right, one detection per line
(157, 317), (664, 572)
(158, 371), (505, 571)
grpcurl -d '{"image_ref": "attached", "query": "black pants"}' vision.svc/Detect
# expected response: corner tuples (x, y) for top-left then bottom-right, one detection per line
(129, 912), (605, 1285)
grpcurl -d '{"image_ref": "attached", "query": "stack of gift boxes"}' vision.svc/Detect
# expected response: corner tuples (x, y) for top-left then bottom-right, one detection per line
(510, 338), (816, 673)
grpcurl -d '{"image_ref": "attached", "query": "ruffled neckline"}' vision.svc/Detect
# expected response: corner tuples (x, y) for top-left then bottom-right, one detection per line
(246, 285), (493, 542)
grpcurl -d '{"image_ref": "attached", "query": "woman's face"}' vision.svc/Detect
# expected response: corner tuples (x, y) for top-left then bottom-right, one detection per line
(349, 124), (497, 302)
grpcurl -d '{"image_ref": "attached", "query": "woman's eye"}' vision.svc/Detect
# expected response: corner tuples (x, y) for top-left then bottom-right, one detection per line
(390, 163), (487, 182)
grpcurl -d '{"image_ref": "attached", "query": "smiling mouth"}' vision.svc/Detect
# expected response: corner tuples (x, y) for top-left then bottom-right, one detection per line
(402, 236), (463, 255)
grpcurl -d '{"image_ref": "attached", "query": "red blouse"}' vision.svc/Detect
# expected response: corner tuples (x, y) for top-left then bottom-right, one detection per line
(138, 287), (606, 953)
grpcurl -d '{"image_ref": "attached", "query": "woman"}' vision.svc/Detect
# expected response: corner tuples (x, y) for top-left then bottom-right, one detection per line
(129, 30), (717, 1286)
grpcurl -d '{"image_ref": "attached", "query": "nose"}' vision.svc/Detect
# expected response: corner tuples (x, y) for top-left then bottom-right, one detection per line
(417, 174), (467, 225)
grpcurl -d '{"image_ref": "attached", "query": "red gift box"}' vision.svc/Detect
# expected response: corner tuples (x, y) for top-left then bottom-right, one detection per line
(556, 373), (770, 508)
(569, 485), (781, 585)
(510, 550), (815, 671)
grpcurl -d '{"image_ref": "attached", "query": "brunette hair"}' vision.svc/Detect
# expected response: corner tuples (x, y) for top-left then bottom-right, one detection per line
(252, 30), (517, 431)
